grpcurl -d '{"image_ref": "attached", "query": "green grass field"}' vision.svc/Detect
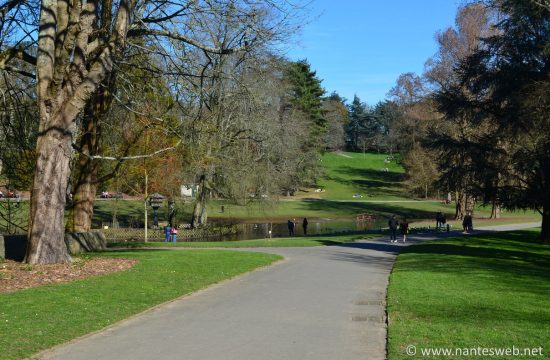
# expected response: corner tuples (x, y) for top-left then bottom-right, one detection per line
(0, 250), (280, 360)
(317, 152), (405, 200)
(387, 230), (550, 360)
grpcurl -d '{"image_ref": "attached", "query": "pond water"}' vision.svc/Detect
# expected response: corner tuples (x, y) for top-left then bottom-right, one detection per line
(215, 218), (387, 241)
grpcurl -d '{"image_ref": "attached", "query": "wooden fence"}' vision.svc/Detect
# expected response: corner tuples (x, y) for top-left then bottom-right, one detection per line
(101, 224), (245, 242)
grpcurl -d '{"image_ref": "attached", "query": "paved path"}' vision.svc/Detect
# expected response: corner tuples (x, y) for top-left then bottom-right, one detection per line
(39, 223), (540, 360)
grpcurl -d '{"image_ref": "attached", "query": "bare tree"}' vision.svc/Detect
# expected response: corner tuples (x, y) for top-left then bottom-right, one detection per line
(0, 0), (305, 263)
(424, 3), (497, 218)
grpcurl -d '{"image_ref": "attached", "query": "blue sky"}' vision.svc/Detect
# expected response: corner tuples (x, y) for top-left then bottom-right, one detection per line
(286, 0), (463, 105)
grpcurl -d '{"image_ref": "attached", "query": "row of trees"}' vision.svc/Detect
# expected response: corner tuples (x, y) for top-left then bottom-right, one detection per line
(1, 0), (351, 263)
(329, 0), (548, 242)
(382, 0), (549, 241)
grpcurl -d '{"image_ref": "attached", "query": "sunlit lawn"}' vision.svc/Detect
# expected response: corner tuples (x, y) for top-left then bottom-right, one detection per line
(317, 151), (406, 200)
(0, 250), (280, 360)
(387, 230), (550, 360)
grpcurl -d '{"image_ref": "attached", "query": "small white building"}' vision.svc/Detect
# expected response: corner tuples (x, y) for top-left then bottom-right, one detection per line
(180, 185), (197, 197)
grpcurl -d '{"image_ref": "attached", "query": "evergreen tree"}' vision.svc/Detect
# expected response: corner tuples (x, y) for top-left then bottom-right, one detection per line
(370, 100), (401, 153)
(346, 95), (367, 150)
(322, 92), (348, 151)
(285, 60), (327, 148)
(433, 0), (550, 241)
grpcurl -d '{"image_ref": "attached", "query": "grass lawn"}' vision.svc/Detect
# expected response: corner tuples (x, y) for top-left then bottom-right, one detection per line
(318, 152), (405, 201)
(0, 250), (281, 360)
(387, 230), (550, 360)
(90, 197), (454, 223)
(107, 233), (382, 248)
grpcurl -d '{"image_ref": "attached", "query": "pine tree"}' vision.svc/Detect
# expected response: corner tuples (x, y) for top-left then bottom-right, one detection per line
(346, 95), (367, 150)
(285, 60), (327, 148)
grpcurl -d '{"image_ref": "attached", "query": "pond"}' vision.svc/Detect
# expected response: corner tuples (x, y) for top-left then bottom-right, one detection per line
(216, 217), (387, 241)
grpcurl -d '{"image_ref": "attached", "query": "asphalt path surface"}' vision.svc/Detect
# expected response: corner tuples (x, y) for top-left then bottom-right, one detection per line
(39, 223), (540, 360)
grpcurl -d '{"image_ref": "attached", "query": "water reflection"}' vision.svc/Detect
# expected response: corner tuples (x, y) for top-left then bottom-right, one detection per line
(216, 218), (386, 241)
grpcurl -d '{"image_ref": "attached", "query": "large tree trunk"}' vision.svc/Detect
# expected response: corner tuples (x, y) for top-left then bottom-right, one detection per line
(191, 174), (209, 228)
(70, 117), (99, 232)
(71, 171), (98, 232)
(541, 187), (550, 243)
(454, 191), (466, 220)
(541, 209), (550, 243)
(489, 198), (501, 219)
(25, 0), (135, 263)
(466, 194), (476, 215)
(69, 80), (113, 232)
(26, 129), (73, 264)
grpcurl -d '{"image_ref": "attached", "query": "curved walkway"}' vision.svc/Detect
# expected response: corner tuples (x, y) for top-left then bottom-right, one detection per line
(39, 223), (540, 360)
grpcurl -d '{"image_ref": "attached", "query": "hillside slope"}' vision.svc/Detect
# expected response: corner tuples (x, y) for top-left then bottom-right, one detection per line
(318, 152), (405, 200)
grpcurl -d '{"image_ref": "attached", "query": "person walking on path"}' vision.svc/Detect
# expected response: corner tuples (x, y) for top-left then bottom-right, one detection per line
(302, 218), (309, 236)
(388, 215), (398, 243)
(164, 225), (171, 242)
(463, 212), (473, 233)
(287, 219), (295, 236)
(400, 219), (409, 243)
(170, 226), (178, 242)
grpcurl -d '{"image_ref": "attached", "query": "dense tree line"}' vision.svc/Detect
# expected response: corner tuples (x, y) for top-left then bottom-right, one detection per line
(0, 0), (339, 263)
(386, 0), (549, 241)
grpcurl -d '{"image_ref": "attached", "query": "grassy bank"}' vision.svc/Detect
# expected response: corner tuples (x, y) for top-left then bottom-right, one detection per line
(0, 250), (280, 360)
(107, 233), (382, 248)
(387, 230), (549, 359)
(317, 152), (405, 200)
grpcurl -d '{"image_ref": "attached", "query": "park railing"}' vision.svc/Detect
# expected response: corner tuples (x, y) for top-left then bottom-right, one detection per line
(100, 224), (245, 242)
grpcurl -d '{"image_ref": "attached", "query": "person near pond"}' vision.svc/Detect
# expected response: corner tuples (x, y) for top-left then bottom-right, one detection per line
(164, 225), (171, 242)
(400, 219), (409, 243)
(287, 219), (295, 236)
(303, 218), (309, 236)
(171, 226), (178, 242)
(388, 215), (398, 243)
(462, 212), (473, 234)
(435, 211), (443, 229)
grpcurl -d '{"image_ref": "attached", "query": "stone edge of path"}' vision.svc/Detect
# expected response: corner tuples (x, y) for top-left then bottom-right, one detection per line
(30, 256), (288, 360)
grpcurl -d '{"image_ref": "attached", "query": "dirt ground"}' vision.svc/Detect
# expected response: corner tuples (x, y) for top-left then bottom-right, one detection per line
(0, 257), (138, 293)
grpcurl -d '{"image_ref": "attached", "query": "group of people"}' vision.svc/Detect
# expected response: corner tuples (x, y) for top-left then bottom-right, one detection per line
(387, 211), (475, 242)
(163, 225), (179, 242)
(388, 215), (409, 243)
(0, 190), (20, 199)
(287, 218), (308, 236)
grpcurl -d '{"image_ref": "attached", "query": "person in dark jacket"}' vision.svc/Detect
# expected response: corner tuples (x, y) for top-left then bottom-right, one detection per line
(302, 218), (309, 236)
(164, 225), (171, 242)
(287, 219), (295, 236)
(463, 213), (473, 233)
(388, 215), (398, 243)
